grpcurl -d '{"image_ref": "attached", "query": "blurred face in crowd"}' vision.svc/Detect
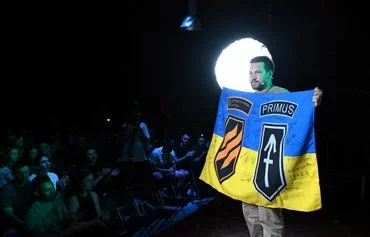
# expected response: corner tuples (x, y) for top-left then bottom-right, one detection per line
(38, 156), (51, 172)
(15, 136), (23, 148)
(86, 149), (98, 165)
(39, 142), (51, 156)
(37, 181), (56, 201)
(14, 165), (30, 186)
(7, 148), (19, 164)
(80, 174), (94, 191)
(198, 137), (206, 147)
(28, 148), (39, 161)
(181, 134), (191, 147)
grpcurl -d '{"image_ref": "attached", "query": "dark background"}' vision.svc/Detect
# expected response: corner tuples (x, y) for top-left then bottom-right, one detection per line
(3, 1), (367, 174)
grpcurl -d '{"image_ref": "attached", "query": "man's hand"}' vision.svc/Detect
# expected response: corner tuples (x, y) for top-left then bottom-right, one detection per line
(313, 87), (323, 107)
(100, 168), (112, 177)
(186, 150), (195, 157)
(110, 168), (120, 176)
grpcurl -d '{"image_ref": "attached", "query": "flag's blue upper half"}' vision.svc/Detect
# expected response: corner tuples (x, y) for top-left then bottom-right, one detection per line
(213, 88), (316, 156)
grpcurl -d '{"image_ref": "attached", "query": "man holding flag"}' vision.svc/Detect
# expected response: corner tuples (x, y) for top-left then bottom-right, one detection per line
(200, 55), (323, 237)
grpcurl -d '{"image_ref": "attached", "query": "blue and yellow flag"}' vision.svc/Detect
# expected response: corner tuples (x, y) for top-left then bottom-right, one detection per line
(200, 88), (322, 212)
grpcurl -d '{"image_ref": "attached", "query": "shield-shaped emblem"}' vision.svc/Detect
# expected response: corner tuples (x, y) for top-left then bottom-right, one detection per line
(215, 115), (244, 183)
(254, 123), (287, 201)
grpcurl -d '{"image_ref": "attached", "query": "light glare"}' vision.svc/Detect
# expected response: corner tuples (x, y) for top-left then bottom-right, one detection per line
(215, 38), (273, 92)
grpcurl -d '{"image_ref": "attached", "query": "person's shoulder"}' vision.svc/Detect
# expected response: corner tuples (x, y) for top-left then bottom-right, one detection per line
(271, 86), (289, 93)
(150, 147), (161, 155)
(89, 191), (99, 200)
(156, 147), (164, 152)
(139, 122), (148, 127)
(53, 196), (66, 207)
(0, 182), (13, 193)
(173, 142), (182, 149)
(28, 200), (43, 211)
(67, 194), (78, 201)
(28, 174), (36, 181)
(48, 172), (58, 177)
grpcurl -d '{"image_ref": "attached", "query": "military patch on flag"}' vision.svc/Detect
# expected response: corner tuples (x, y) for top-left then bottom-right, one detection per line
(214, 115), (244, 183)
(199, 88), (322, 212)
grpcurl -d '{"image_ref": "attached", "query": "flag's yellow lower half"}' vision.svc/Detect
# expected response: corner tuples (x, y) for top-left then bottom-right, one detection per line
(199, 134), (322, 212)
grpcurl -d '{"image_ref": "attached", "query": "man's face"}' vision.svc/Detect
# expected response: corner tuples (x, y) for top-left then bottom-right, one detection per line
(86, 149), (98, 165)
(28, 148), (38, 161)
(249, 62), (271, 91)
(132, 112), (142, 125)
(198, 137), (206, 147)
(181, 135), (191, 146)
(38, 156), (51, 172)
(14, 165), (30, 186)
(38, 181), (56, 201)
(39, 142), (51, 155)
(15, 136), (23, 148)
(8, 148), (19, 164)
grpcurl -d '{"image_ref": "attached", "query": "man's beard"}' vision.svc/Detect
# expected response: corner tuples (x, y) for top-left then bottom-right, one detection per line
(251, 80), (263, 91)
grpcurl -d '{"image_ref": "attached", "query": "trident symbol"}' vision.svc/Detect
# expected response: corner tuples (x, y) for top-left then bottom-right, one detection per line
(263, 134), (277, 187)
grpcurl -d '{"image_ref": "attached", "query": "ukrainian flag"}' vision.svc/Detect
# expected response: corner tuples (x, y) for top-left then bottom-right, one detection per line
(199, 88), (322, 212)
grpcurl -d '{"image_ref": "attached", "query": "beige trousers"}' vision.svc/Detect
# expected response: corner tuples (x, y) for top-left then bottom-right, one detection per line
(242, 202), (285, 237)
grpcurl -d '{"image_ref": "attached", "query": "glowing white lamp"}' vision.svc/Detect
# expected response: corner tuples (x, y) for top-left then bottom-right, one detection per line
(214, 38), (273, 92)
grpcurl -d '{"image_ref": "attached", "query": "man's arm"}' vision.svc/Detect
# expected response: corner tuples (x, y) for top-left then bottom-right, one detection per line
(92, 167), (112, 189)
(90, 191), (102, 217)
(138, 122), (150, 142)
(0, 185), (25, 229)
(194, 150), (207, 163)
(175, 150), (195, 164)
(24, 209), (47, 237)
(149, 152), (172, 174)
(35, 219), (105, 237)
(66, 195), (80, 220)
(2, 207), (24, 227)
(56, 218), (105, 237)
(25, 210), (105, 237)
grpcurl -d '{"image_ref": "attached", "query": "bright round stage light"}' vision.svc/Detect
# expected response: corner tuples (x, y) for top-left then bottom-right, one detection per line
(214, 38), (273, 92)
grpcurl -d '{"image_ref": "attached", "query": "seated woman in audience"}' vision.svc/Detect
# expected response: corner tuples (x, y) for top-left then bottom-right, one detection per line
(23, 147), (39, 174)
(0, 147), (20, 188)
(66, 168), (109, 222)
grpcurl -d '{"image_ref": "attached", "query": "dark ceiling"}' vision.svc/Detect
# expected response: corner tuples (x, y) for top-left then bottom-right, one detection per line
(4, 1), (348, 131)
(47, 0), (340, 92)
